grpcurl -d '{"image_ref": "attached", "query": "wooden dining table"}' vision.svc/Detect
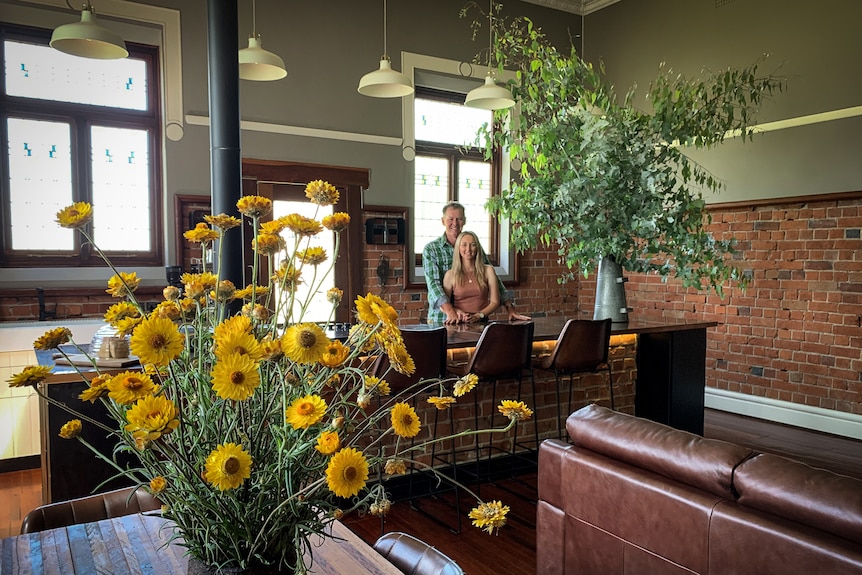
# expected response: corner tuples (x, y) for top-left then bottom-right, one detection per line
(0, 512), (402, 575)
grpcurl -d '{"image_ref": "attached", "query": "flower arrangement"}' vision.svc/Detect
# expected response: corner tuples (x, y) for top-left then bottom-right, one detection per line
(8, 180), (529, 574)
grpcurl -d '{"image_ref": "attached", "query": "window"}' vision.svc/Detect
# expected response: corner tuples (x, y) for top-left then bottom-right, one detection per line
(1, 26), (162, 267)
(413, 88), (500, 267)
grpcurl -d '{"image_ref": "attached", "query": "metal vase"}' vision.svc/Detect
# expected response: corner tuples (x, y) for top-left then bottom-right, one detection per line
(593, 255), (630, 323)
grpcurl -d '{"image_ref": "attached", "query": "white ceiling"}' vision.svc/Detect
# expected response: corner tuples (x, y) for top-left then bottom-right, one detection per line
(520, 0), (622, 15)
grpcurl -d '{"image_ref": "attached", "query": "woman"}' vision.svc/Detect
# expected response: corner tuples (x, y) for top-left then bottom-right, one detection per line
(443, 231), (500, 324)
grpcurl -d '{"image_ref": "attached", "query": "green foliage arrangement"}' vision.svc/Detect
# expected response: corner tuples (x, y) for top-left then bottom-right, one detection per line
(465, 5), (784, 294)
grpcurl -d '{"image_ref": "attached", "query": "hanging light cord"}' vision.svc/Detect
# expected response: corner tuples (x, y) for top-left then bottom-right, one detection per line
(382, 0), (389, 58)
(252, 0), (258, 38)
(488, 0), (493, 72)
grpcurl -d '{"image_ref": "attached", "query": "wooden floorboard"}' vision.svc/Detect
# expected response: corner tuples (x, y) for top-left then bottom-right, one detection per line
(1, 408), (860, 574)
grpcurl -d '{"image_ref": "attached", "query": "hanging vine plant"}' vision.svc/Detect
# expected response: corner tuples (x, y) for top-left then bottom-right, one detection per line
(463, 4), (785, 295)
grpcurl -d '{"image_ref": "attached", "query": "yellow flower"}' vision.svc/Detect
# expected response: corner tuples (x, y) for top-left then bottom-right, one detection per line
(298, 246), (327, 266)
(322, 212), (350, 232)
(498, 400), (533, 421)
(386, 341), (416, 376)
(6, 365), (53, 388)
(259, 219), (286, 235)
(259, 336), (283, 361)
(106, 272), (140, 298)
(282, 323), (328, 364)
(391, 402), (421, 438)
(211, 353), (261, 401)
(469, 500), (510, 535)
(232, 284), (270, 301)
(253, 233), (284, 255)
(59, 419), (82, 439)
(151, 301), (181, 321)
(285, 394), (328, 429)
(305, 179), (340, 206)
(55, 202), (93, 229)
(183, 222), (219, 243)
(314, 431), (341, 456)
(214, 315), (252, 339)
(209, 280), (236, 302)
(204, 443), (252, 491)
(427, 396), (457, 410)
(364, 376), (390, 396)
(129, 316), (184, 367)
(236, 195), (273, 218)
(242, 303), (269, 321)
(454, 373), (479, 397)
(79, 374), (112, 402)
(104, 301), (140, 325)
(124, 394), (179, 444)
(107, 371), (159, 405)
(384, 458), (407, 476)
(183, 280), (207, 300)
(33, 327), (72, 350)
(149, 476), (167, 494)
(281, 213), (322, 236)
(319, 340), (349, 368)
(115, 316), (144, 337)
(355, 293), (398, 327)
(325, 447), (368, 498)
(215, 330), (262, 361)
(204, 213), (241, 231)
(326, 287), (343, 306)
(181, 272), (218, 290)
(162, 285), (181, 301)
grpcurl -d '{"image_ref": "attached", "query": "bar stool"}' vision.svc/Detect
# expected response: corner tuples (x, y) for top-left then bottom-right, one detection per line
(444, 321), (535, 486)
(532, 318), (614, 440)
(372, 327), (459, 531)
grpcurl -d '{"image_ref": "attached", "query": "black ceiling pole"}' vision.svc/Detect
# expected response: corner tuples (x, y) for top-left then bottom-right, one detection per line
(206, 0), (244, 298)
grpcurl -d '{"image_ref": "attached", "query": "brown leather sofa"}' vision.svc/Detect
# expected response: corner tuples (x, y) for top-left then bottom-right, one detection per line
(21, 486), (161, 534)
(538, 404), (862, 574)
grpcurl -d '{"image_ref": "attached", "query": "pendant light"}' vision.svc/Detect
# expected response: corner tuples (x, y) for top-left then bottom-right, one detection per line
(50, 2), (128, 60)
(357, 0), (413, 98)
(464, 0), (515, 110)
(238, 0), (287, 81)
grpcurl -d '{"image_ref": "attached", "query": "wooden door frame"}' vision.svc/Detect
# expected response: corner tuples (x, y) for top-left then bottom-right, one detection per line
(241, 159), (367, 323)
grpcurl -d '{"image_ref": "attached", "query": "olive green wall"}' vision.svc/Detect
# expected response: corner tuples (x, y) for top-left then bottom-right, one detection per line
(583, 0), (862, 203)
(1, 0), (580, 287)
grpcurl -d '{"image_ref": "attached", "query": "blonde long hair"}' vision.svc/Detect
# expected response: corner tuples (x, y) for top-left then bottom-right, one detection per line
(450, 231), (488, 291)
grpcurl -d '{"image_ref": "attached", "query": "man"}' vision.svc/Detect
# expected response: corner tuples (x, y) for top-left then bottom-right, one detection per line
(422, 201), (530, 324)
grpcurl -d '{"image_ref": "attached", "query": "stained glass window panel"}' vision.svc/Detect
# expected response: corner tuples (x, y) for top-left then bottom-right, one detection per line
(415, 98), (490, 148)
(458, 160), (492, 250)
(7, 117), (74, 250)
(414, 156), (449, 256)
(90, 126), (151, 251)
(4, 40), (147, 111)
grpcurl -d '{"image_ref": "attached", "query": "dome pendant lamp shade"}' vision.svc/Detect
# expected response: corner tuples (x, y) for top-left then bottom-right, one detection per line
(357, 0), (413, 98)
(465, 73), (515, 110)
(358, 56), (413, 97)
(50, 4), (128, 60)
(239, 35), (287, 81)
(239, 0), (287, 81)
(464, 0), (515, 110)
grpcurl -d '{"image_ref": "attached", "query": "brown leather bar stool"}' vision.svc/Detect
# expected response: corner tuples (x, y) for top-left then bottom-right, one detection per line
(21, 486), (161, 534)
(373, 531), (464, 575)
(445, 321), (535, 486)
(532, 318), (614, 440)
(372, 326), (459, 531)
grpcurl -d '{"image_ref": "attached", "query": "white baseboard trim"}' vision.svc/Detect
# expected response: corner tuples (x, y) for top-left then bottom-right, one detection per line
(705, 388), (862, 440)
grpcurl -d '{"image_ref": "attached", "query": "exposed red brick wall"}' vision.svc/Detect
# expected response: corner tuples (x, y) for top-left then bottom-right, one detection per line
(579, 193), (862, 417)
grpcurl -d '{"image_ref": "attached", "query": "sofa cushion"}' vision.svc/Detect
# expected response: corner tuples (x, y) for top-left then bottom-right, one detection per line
(734, 452), (862, 545)
(566, 403), (753, 499)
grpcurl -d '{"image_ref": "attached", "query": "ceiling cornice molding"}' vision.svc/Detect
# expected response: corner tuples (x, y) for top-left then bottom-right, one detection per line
(519, 0), (622, 16)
